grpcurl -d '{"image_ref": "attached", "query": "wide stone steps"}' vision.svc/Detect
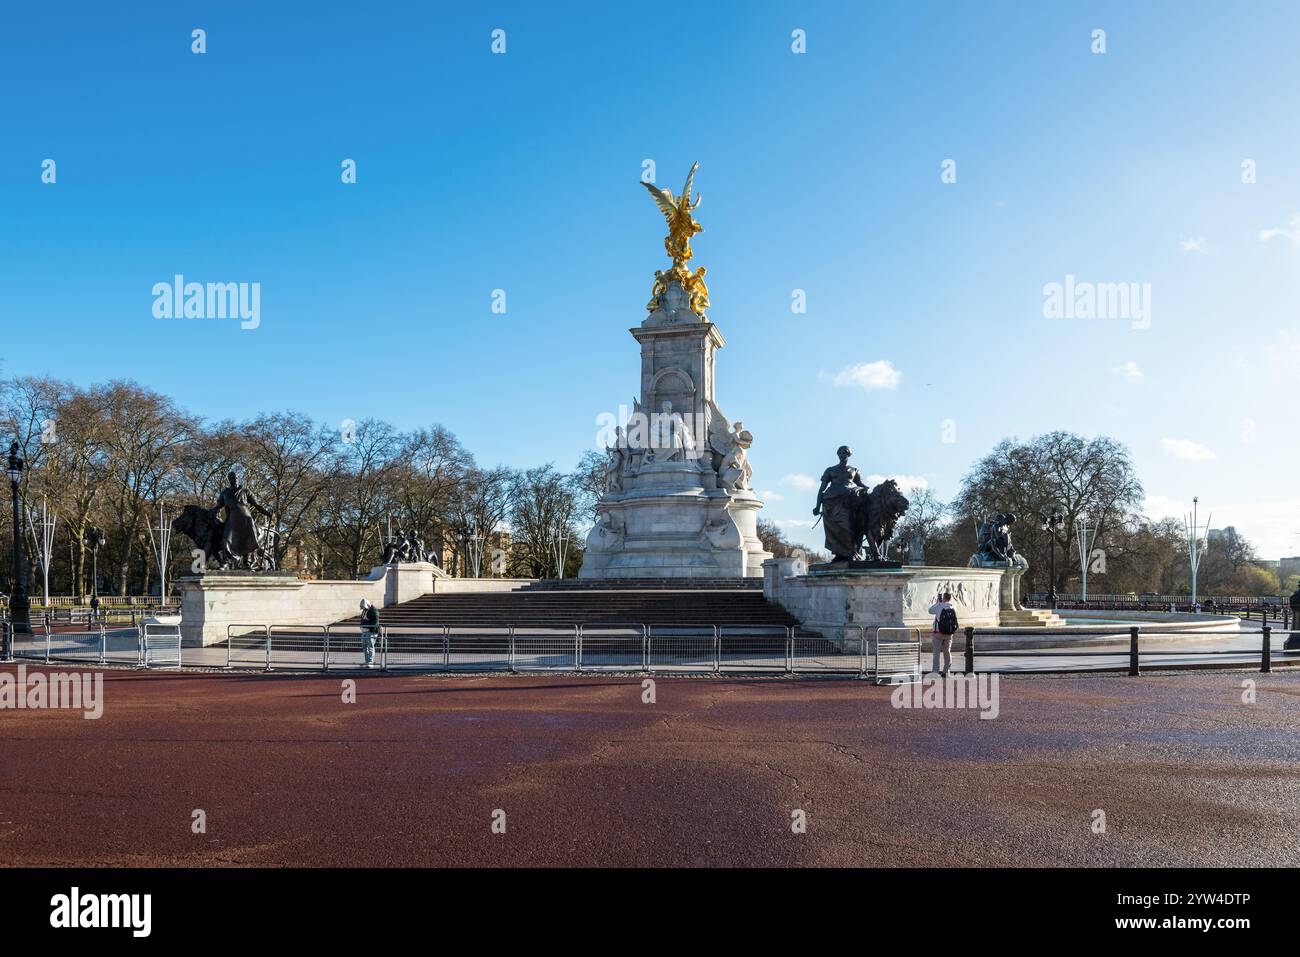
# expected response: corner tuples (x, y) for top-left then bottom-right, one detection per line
(335, 588), (800, 630)
(519, 578), (763, 591)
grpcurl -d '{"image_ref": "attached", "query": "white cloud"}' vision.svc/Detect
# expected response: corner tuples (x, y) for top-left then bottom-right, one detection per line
(1143, 495), (1186, 520)
(864, 473), (929, 494)
(1160, 437), (1216, 462)
(1145, 495), (1300, 560)
(773, 518), (817, 530)
(1111, 360), (1143, 382)
(1259, 213), (1300, 245)
(1179, 236), (1209, 254)
(828, 360), (902, 390)
(781, 473), (819, 491)
(760, 489), (784, 502)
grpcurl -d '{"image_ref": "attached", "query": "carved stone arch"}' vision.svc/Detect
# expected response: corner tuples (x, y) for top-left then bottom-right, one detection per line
(650, 366), (695, 396)
(649, 367), (696, 414)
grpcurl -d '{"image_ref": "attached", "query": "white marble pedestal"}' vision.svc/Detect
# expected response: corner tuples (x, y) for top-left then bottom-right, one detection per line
(762, 558), (1006, 643)
(177, 561), (445, 647)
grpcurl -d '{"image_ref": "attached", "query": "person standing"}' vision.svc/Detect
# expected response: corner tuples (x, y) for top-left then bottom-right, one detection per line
(359, 597), (380, 669)
(928, 591), (958, 676)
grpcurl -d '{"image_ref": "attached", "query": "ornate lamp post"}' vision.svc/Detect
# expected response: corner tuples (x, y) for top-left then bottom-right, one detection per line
(7, 441), (31, 635)
(1041, 507), (1066, 611)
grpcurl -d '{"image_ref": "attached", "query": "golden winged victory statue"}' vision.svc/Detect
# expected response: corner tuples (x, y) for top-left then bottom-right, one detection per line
(642, 162), (711, 317)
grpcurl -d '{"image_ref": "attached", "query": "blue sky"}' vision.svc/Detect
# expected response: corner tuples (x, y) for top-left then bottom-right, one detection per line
(3, 1), (1299, 558)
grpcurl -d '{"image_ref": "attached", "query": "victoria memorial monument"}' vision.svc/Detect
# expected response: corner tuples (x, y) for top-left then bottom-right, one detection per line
(580, 164), (772, 578)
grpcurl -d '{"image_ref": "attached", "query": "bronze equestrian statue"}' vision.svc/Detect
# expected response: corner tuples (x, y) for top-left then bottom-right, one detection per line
(172, 470), (278, 571)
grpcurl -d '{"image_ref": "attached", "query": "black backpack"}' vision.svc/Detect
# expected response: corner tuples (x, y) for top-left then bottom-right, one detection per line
(937, 606), (959, 636)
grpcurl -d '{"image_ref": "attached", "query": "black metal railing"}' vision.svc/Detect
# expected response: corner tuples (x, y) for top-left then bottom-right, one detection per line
(962, 624), (1294, 676)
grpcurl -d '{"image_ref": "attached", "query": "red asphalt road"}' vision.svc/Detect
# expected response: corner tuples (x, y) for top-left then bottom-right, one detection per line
(1, 665), (1298, 867)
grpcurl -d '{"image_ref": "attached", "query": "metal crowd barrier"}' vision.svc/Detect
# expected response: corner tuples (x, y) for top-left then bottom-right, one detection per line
(381, 625), (446, 670)
(874, 627), (923, 684)
(961, 624), (1298, 675)
(4, 620), (184, 669)
(577, 624), (646, 671)
(792, 625), (867, 675)
(13, 624), (94, 660)
(209, 621), (884, 675)
(512, 625), (580, 672)
(227, 624), (270, 669)
(267, 625), (326, 671)
(139, 621), (182, 669)
(326, 624), (371, 670)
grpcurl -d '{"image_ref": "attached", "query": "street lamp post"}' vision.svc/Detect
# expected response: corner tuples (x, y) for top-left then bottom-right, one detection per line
(7, 441), (31, 635)
(1041, 508), (1066, 611)
(470, 531), (484, 578)
(1288, 585), (1300, 650)
(551, 530), (570, 579)
(25, 495), (58, 608)
(1184, 497), (1210, 609)
(145, 503), (173, 603)
(1075, 513), (1100, 602)
(84, 526), (105, 599)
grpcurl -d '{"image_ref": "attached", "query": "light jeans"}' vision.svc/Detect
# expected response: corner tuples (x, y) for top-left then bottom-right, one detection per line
(930, 632), (953, 675)
(363, 632), (377, 665)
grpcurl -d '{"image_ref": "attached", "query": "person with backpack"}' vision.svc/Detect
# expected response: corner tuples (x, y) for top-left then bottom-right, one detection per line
(929, 591), (958, 676)
(359, 597), (380, 669)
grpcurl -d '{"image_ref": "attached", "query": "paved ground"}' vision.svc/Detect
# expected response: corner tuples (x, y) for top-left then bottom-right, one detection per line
(1, 665), (1297, 867)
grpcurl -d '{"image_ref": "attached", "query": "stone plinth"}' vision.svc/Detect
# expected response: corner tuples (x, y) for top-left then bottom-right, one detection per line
(763, 559), (1005, 643)
(578, 279), (771, 578)
(583, 474), (770, 578)
(177, 561), (445, 647)
(968, 559), (1063, 626)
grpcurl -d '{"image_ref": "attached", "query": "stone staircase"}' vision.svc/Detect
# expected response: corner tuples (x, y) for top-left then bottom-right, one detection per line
(999, 608), (1067, 627)
(519, 577), (764, 591)
(335, 578), (799, 630)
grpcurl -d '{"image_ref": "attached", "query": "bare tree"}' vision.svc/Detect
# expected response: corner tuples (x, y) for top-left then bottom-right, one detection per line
(449, 466), (515, 576)
(242, 412), (339, 568)
(318, 419), (403, 578)
(508, 465), (581, 578)
(95, 381), (196, 595)
(395, 425), (472, 557)
(952, 431), (1143, 593)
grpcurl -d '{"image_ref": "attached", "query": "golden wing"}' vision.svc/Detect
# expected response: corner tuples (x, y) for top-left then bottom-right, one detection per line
(681, 161), (699, 208)
(641, 181), (678, 223)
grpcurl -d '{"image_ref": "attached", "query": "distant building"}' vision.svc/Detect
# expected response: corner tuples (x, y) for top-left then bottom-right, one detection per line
(435, 529), (512, 577)
(1206, 526), (1240, 545)
(1279, 556), (1300, 583)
